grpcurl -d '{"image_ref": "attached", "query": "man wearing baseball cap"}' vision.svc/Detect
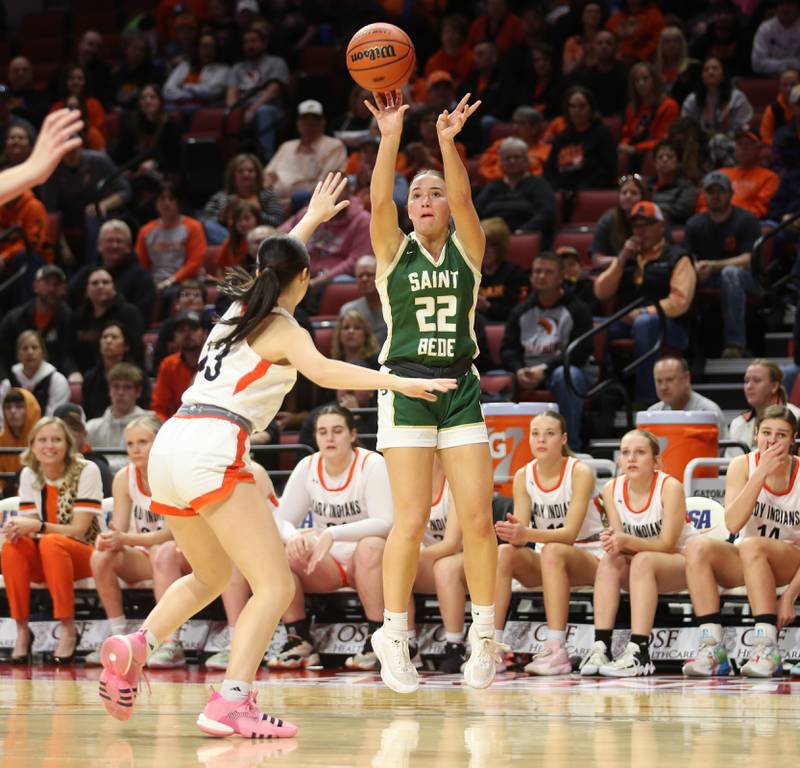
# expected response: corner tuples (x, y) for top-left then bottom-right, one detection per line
(264, 98), (347, 212)
(594, 200), (696, 401)
(685, 171), (762, 358)
(696, 128), (779, 219)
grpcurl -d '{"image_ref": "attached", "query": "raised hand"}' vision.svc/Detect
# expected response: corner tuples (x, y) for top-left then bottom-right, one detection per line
(306, 172), (351, 223)
(363, 90), (409, 139)
(436, 93), (481, 142)
(28, 108), (84, 184)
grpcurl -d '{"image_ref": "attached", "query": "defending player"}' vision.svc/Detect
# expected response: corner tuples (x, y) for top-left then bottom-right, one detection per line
(95, 173), (455, 738)
(366, 90), (500, 692)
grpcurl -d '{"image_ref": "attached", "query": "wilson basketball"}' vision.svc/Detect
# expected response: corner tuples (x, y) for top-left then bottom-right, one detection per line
(346, 23), (416, 92)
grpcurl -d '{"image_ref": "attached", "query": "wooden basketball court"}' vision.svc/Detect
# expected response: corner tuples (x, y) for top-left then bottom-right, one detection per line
(2, 665), (800, 767)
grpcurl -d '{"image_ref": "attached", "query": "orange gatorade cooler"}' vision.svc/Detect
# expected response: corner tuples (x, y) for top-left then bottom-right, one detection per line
(483, 403), (558, 496)
(635, 411), (719, 479)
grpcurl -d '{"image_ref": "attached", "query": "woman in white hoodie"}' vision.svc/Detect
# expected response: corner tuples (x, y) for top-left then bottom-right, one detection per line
(0, 330), (69, 418)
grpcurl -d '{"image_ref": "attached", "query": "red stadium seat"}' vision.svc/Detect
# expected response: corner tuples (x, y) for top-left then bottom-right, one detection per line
(554, 228), (593, 264)
(517, 387), (556, 402)
(189, 108), (227, 137)
(205, 245), (222, 277)
(69, 382), (82, 405)
(104, 111), (121, 145)
(507, 234), (540, 271)
(313, 324), (335, 357)
(480, 373), (514, 397)
(570, 189), (617, 226)
(484, 323), (506, 368)
(490, 122), (515, 142)
(735, 78), (776, 110)
(317, 281), (361, 317)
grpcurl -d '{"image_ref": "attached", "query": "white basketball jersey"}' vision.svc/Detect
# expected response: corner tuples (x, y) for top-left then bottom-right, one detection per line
(739, 452), (800, 543)
(126, 463), (163, 535)
(525, 456), (603, 542)
(306, 448), (380, 529)
(424, 479), (449, 547)
(181, 303), (298, 432)
(612, 471), (674, 540)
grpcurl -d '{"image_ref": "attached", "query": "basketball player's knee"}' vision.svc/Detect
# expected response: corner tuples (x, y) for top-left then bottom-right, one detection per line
(541, 542), (570, 567)
(737, 536), (767, 564)
(684, 537), (711, 565)
(394, 514), (429, 544)
(459, 507), (494, 539)
(629, 551), (657, 578)
(354, 537), (385, 572)
(194, 560), (233, 594)
(595, 555), (621, 582)
(433, 555), (462, 587)
(152, 540), (179, 570)
(90, 548), (116, 575)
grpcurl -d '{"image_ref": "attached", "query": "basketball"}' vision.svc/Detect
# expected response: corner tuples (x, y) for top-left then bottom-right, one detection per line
(346, 23), (416, 92)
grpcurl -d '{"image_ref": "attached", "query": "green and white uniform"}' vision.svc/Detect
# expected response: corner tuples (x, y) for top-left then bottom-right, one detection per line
(376, 230), (488, 449)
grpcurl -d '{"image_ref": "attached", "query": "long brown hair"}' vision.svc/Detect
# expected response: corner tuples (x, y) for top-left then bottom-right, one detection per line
(331, 309), (378, 361)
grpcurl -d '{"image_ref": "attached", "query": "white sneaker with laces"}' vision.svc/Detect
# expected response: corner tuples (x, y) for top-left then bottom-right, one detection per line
(205, 647), (231, 670)
(741, 639), (782, 678)
(371, 627), (419, 694)
(463, 624), (508, 689)
(579, 641), (610, 676)
(598, 642), (655, 677)
(147, 640), (186, 669)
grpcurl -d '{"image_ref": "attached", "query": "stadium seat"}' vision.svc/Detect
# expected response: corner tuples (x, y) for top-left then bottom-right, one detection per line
(317, 281), (361, 317)
(507, 233), (540, 271)
(69, 381), (82, 405)
(554, 228), (593, 264)
(517, 388), (556, 403)
(480, 373), (514, 398)
(484, 323), (505, 368)
(684, 496), (730, 542)
(205, 245), (222, 276)
(489, 122), (515, 142)
(189, 108), (226, 137)
(570, 189), (617, 226)
(735, 77), (776, 110)
(313, 323), (335, 357)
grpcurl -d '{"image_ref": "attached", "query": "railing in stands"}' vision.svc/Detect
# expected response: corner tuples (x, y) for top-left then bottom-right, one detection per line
(588, 439), (751, 456)
(562, 296), (666, 428)
(0, 225), (30, 296)
(751, 211), (800, 295)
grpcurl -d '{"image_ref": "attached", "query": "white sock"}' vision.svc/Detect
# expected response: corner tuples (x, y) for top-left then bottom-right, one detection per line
(383, 610), (408, 642)
(699, 623), (722, 644)
(220, 679), (251, 702)
(755, 622), (777, 644)
(470, 603), (495, 639)
(547, 628), (566, 646)
(445, 631), (464, 645)
(494, 629), (504, 643)
(108, 616), (127, 636)
(143, 628), (160, 660)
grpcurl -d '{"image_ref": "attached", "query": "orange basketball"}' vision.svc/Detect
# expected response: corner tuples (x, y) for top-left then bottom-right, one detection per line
(346, 23), (416, 92)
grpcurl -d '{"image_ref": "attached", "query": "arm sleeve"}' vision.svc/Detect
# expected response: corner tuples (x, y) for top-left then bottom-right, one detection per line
(163, 61), (191, 101)
(150, 362), (173, 422)
(660, 255), (696, 317)
(327, 455), (393, 541)
(202, 191), (226, 221)
(46, 373), (71, 416)
(135, 226), (151, 270)
(188, 64), (231, 101)
(173, 218), (207, 282)
(277, 457), (314, 528)
(18, 468), (38, 517)
(74, 462), (104, 515)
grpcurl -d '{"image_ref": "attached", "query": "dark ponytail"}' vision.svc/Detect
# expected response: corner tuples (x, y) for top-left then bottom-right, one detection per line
(216, 234), (309, 348)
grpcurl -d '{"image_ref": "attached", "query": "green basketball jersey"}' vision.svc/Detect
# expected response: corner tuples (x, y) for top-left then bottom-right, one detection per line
(377, 231), (480, 367)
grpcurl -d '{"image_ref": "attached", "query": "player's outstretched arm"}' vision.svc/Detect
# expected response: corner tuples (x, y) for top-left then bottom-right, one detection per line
(0, 109), (84, 206)
(288, 172), (350, 245)
(364, 90), (407, 267)
(260, 319), (457, 403)
(437, 93), (485, 266)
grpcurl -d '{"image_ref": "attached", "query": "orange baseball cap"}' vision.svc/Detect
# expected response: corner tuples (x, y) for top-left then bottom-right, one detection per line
(630, 201), (664, 221)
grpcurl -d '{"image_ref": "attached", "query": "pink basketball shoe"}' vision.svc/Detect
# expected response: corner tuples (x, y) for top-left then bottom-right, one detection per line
(98, 630), (148, 721)
(196, 687), (299, 739)
(524, 641), (573, 676)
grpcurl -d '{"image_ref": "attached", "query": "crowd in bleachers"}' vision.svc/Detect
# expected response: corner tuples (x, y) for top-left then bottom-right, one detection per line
(1, 0), (800, 672)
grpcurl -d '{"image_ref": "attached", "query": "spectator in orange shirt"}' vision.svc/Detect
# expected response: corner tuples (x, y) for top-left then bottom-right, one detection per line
(135, 182), (206, 315)
(150, 309), (208, 422)
(606, 0), (665, 66)
(478, 106), (550, 184)
(0, 189), (47, 311)
(424, 14), (474, 87)
(218, 199), (261, 274)
(467, 0), (524, 55)
(696, 128), (780, 220)
(761, 68), (800, 146)
(562, 2), (604, 76)
(619, 62), (680, 162)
